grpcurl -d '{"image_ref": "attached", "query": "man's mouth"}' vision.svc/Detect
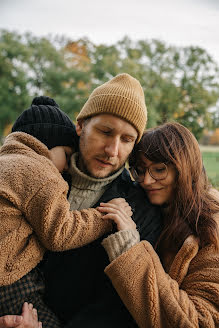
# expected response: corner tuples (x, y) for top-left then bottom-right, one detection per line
(95, 158), (114, 166)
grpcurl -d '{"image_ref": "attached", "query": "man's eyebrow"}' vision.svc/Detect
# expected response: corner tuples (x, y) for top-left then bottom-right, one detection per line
(97, 123), (113, 129)
(124, 134), (136, 139)
(97, 123), (137, 138)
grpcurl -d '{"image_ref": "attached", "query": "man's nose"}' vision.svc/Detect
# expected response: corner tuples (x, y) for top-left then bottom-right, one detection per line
(104, 138), (119, 157)
(142, 170), (156, 185)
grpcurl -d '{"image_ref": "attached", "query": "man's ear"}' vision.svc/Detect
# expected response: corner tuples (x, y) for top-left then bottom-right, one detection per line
(76, 120), (83, 136)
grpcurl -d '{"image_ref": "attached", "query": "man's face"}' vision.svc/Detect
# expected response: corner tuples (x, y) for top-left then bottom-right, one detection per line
(76, 114), (138, 178)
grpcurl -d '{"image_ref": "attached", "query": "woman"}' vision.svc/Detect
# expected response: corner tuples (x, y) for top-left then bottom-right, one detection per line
(99, 122), (219, 328)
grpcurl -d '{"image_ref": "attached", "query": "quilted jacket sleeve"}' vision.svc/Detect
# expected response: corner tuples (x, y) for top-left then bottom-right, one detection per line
(104, 238), (219, 328)
(25, 176), (111, 251)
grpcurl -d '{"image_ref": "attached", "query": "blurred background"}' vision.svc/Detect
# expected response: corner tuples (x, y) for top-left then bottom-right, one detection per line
(0, 0), (219, 187)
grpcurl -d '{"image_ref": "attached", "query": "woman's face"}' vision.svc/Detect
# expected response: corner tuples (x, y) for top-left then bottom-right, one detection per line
(137, 154), (177, 206)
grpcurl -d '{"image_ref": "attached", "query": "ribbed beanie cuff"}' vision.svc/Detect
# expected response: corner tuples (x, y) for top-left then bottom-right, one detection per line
(76, 74), (147, 142)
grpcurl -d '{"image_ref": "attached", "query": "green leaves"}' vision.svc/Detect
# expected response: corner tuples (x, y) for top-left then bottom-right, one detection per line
(1, 30), (219, 141)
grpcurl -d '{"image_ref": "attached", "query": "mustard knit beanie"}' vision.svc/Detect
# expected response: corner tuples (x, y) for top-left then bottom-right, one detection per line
(76, 73), (147, 143)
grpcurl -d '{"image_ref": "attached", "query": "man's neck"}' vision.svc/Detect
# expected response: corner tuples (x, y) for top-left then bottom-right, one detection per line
(67, 153), (124, 210)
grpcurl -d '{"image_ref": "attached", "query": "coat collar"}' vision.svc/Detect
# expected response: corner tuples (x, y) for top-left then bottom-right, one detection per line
(168, 235), (199, 285)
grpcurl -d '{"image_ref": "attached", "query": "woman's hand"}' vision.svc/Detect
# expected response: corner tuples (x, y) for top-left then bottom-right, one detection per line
(0, 303), (42, 328)
(106, 198), (133, 217)
(97, 198), (136, 231)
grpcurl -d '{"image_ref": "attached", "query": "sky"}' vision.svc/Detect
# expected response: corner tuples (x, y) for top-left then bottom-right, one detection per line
(1, 0), (219, 64)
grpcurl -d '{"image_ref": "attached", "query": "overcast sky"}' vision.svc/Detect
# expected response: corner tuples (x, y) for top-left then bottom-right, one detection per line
(1, 0), (219, 64)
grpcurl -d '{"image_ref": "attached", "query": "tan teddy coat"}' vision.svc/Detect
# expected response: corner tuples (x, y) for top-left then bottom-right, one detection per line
(0, 132), (110, 286)
(105, 210), (219, 327)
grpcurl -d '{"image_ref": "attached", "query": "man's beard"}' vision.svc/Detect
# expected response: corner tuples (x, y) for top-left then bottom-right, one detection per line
(78, 128), (126, 178)
(77, 152), (123, 179)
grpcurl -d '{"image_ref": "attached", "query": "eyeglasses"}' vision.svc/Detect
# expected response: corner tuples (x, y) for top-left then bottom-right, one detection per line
(130, 162), (168, 183)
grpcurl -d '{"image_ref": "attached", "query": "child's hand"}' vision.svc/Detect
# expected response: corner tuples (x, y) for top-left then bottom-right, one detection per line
(0, 303), (42, 328)
(97, 199), (136, 231)
(0, 314), (23, 328)
(21, 303), (42, 328)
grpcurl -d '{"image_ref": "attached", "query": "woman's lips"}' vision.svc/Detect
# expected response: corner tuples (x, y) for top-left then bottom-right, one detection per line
(146, 188), (163, 194)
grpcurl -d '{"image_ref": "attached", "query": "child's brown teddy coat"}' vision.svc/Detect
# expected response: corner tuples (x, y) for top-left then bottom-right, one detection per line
(0, 132), (110, 286)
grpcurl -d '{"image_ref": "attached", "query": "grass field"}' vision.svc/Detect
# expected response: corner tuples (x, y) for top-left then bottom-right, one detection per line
(200, 146), (219, 189)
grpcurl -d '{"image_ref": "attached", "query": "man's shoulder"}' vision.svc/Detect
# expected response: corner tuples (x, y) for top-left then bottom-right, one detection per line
(99, 167), (153, 205)
(99, 168), (162, 244)
(110, 168), (140, 191)
(115, 168), (162, 244)
(110, 168), (150, 203)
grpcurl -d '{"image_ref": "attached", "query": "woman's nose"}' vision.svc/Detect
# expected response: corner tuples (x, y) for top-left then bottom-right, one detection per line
(142, 170), (156, 185)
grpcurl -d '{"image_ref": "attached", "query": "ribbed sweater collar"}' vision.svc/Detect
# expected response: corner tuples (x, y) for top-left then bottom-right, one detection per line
(69, 153), (124, 191)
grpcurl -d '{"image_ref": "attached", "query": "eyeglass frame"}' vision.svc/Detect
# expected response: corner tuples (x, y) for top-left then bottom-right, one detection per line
(129, 162), (169, 183)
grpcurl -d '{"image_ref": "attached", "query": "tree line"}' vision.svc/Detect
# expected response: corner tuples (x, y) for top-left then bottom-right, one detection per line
(1, 29), (219, 141)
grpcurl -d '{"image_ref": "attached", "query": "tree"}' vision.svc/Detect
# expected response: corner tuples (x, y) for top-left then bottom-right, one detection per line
(49, 38), (93, 118)
(26, 36), (94, 120)
(0, 31), (93, 135)
(115, 38), (219, 139)
(1, 30), (219, 140)
(0, 30), (31, 135)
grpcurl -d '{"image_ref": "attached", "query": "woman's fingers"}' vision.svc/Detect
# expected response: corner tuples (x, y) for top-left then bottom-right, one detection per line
(102, 212), (136, 231)
(98, 203), (132, 218)
(106, 198), (133, 216)
(98, 204), (136, 231)
(98, 204), (132, 218)
(107, 198), (125, 205)
(100, 202), (133, 217)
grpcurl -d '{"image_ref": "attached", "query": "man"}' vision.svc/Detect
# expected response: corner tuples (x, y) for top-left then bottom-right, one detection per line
(1, 73), (162, 327)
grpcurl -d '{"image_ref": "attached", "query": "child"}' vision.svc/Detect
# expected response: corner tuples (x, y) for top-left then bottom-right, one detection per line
(0, 96), (129, 327)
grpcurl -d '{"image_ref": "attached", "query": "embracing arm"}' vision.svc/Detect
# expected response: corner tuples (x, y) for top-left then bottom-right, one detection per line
(25, 177), (113, 251)
(104, 238), (219, 328)
(25, 176), (134, 251)
(99, 192), (219, 328)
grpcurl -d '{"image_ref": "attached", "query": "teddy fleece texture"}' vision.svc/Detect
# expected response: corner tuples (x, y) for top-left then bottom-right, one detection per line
(104, 204), (219, 327)
(0, 132), (110, 286)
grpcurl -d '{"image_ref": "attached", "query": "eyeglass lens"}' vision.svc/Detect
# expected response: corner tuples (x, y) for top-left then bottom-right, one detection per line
(131, 163), (168, 181)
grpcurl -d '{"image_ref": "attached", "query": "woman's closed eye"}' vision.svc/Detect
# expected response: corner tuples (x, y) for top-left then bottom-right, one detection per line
(154, 167), (166, 172)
